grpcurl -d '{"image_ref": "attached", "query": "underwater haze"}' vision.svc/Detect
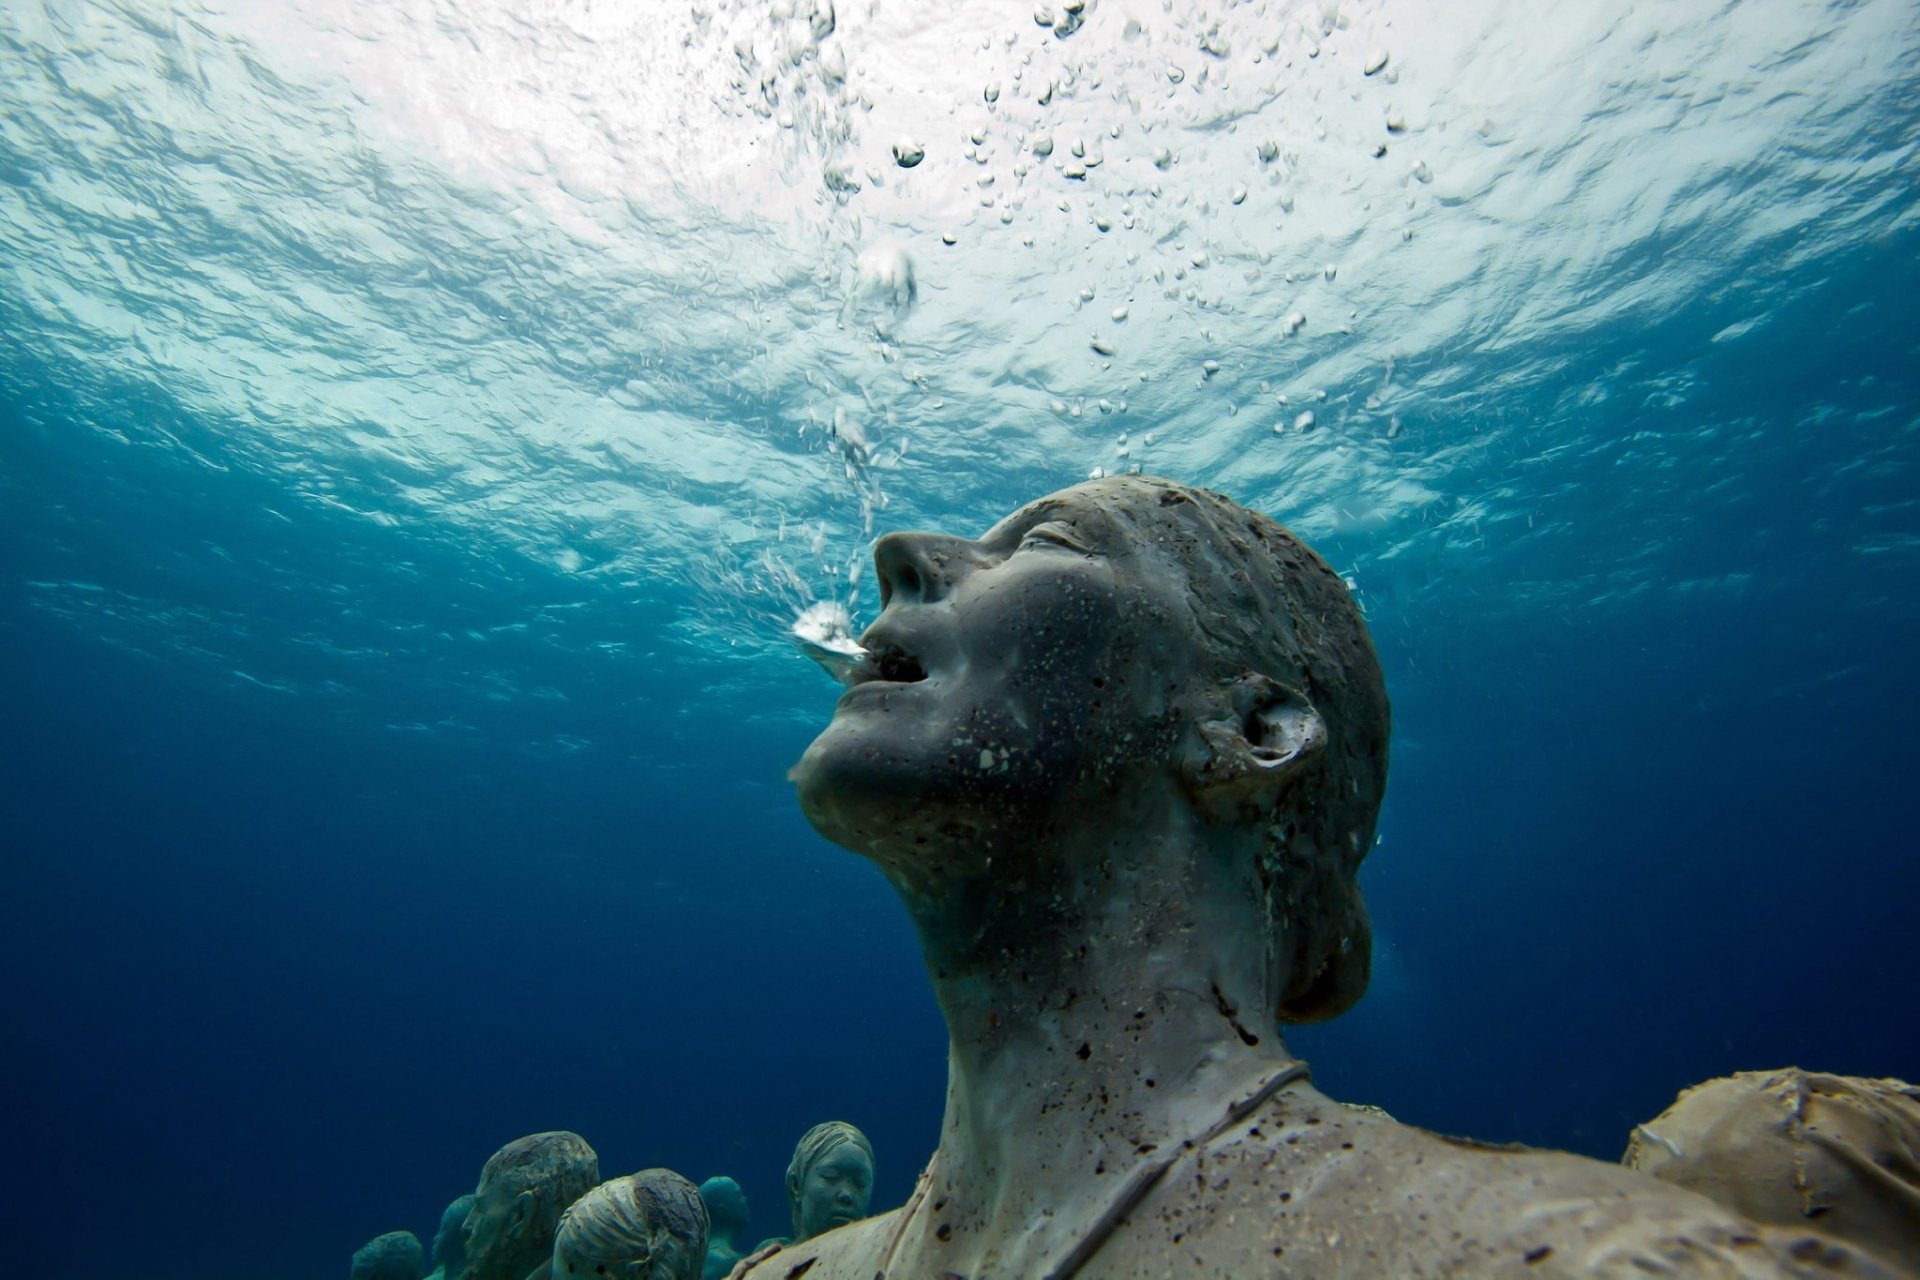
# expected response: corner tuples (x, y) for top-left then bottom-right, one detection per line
(3, 0), (1917, 1276)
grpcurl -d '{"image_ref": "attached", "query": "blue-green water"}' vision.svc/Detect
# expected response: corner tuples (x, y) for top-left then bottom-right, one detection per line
(3, 1), (1917, 1276)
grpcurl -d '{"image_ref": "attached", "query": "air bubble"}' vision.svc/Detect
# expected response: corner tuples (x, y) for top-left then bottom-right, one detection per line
(1363, 50), (1388, 76)
(1292, 410), (1316, 431)
(984, 83), (1002, 103)
(1090, 337), (1116, 356)
(1033, 134), (1055, 157)
(1230, 185), (1247, 205)
(1111, 305), (1129, 322)
(892, 140), (925, 168)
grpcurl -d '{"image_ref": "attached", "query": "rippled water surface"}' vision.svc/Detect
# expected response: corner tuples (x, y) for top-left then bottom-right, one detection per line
(3, 1), (1917, 1276)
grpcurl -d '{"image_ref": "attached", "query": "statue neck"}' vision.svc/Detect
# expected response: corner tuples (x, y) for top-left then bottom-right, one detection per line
(884, 786), (1299, 1242)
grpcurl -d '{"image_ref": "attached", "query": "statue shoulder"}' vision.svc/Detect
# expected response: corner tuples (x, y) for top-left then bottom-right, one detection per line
(731, 1211), (901, 1280)
(1110, 1101), (1910, 1279)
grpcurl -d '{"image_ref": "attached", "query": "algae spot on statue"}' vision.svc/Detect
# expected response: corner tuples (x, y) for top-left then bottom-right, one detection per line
(745, 475), (1907, 1279)
(551, 1169), (709, 1280)
(695, 1177), (751, 1280)
(463, 1131), (599, 1280)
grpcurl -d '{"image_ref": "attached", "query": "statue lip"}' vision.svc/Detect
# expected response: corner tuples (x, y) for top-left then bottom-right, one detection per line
(846, 633), (929, 687)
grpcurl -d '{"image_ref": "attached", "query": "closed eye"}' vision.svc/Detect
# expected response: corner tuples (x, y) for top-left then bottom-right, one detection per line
(1019, 521), (1092, 553)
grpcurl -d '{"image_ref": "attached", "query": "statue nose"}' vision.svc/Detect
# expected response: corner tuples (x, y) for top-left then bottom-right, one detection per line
(873, 532), (972, 607)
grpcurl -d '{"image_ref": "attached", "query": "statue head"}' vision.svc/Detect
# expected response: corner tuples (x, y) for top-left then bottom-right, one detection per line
(431, 1193), (476, 1279)
(551, 1170), (710, 1280)
(783, 1121), (875, 1242)
(351, 1230), (424, 1280)
(695, 1176), (750, 1246)
(793, 475), (1389, 1021)
(463, 1131), (599, 1280)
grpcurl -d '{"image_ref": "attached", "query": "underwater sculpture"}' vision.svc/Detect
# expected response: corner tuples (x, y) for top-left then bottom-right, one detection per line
(429, 1193), (476, 1280)
(1625, 1068), (1920, 1268)
(550, 1168), (709, 1280)
(742, 475), (1907, 1278)
(781, 1121), (876, 1245)
(696, 1177), (751, 1280)
(463, 1131), (600, 1280)
(351, 1230), (425, 1280)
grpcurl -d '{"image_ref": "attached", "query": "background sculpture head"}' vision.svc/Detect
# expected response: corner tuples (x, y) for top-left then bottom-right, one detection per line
(350, 1230), (425, 1280)
(695, 1176), (750, 1244)
(551, 1169), (710, 1280)
(430, 1193), (476, 1279)
(795, 475), (1388, 1022)
(783, 1121), (875, 1242)
(463, 1131), (599, 1280)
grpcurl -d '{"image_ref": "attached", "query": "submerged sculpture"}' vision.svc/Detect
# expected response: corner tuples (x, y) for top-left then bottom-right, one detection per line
(783, 1122), (876, 1245)
(351, 1230), (425, 1280)
(745, 476), (1905, 1278)
(429, 1193), (477, 1280)
(463, 1131), (600, 1280)
(551, 1169), (709, 1280)
(1626, 1068), (1920, 1267)
(696, 1177), (751, 1280)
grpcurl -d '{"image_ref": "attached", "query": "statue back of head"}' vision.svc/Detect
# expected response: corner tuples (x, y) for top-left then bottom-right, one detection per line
(695, 1176), (750, 1242)
(464, 1131), (599, 1280)
(351, 1230), (424, 1280)
(551, 1169), (710, 1280)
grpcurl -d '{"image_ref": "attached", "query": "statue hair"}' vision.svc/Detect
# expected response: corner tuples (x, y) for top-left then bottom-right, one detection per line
(1091, 476), (1390, 1022)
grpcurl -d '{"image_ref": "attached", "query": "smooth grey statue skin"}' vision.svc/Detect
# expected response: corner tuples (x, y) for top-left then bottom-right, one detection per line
(748, 477), (1904, 1280)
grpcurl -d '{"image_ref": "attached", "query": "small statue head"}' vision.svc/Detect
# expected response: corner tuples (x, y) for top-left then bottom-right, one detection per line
(463, 1131), (600, 1280)
(696, 1176), (751, 1246)
(793, 476), (1388, 1021)
(551, 1169), (710, 1280)
(431, 1193), (476, 1278)
(350, 1230), (424, 1280)
(783, 1121), (876, 1242)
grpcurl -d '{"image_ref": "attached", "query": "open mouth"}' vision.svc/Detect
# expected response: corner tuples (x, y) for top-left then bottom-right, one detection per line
(855, 644), (927, 686)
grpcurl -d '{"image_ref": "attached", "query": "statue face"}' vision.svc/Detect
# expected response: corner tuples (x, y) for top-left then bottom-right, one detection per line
(796, 1144), (875, 1239)
(794, 482), (1197, 862)
(460, 1183), (530, 1280)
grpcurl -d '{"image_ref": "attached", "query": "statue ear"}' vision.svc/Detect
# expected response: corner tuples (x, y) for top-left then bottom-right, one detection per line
(1180, 674), (1327, 817)
(512, 1189), (535, 1230)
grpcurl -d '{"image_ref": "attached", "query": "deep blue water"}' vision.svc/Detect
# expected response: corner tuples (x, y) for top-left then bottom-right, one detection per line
(4, 1), (1919, 1277)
